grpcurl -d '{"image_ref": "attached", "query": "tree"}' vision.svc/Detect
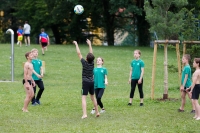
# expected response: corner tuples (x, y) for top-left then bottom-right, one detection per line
(144, 0), (188, 99)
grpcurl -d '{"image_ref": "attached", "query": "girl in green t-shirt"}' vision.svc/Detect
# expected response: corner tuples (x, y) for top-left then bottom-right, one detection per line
(128, 50), (144, 106)
(91, 57), (108, 114)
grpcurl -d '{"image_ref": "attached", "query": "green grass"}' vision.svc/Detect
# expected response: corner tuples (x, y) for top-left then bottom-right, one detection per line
(0, 43), (199, 133)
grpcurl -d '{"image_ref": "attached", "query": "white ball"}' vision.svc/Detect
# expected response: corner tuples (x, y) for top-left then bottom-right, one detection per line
(74, 5), (84, 15)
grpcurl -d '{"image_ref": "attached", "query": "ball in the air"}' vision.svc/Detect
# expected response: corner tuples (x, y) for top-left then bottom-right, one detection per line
(74, 5), (84, 15)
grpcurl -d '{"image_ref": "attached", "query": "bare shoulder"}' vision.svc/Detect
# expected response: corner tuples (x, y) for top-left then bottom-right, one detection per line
(24, 62), (32, 68)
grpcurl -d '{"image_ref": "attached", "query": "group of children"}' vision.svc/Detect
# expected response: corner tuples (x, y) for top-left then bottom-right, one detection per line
(17, 26), (49, 55)
(178, 54), (200, 120)
(73, 39), (144, 119)
(22, 39), (200, 120)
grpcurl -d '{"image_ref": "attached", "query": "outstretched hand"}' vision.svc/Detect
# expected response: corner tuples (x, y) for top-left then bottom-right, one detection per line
(73, 41), (78, 45)
(86, 39), (91, 45)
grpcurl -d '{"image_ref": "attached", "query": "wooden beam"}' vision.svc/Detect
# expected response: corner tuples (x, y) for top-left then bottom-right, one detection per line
(183, 41), (200, 44)
(155, 40), (180, 44)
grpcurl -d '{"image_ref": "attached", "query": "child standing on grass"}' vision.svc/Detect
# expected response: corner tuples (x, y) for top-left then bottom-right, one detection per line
(178, 54), (195, 113)
(39, 28), (49, 55)
(73, 39), (100, 119)
(91, 57), (108, 114)
(31, 48), (45, 105)
(17, 26), (23, 47)
(189, 58), (200, 120)
(22, 52), (41, 112)
(128, 49), (144, 106)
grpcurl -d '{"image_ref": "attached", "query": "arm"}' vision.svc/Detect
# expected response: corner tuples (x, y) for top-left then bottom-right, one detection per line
(39, 36), (42, 44)
(128, 67), (132, 84)
(138, 68), (144, 84)
(24, 63), (28, 83)
(24, 63), (30, 89)
(40, 66), (44, 78)
(180, 74), (188, 91)
(32, 69), (42, 78)
(73, 41), (82, 60)
(86, 39), (93, 54)
(105, 75), (108, 85)
(47, 36), (50, 45)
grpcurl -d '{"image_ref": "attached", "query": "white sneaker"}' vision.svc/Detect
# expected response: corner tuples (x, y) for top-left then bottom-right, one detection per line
(100, 109), (105, 113)
(90, 109), (95, 114)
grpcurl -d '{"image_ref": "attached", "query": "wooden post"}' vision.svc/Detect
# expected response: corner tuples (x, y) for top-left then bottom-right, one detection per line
(42, 61), (45, 74)
(163, 43), (168, 99)
(176, 43), (181, 86)
(151, 42), (157, 99)
(183, 42), (186, 56)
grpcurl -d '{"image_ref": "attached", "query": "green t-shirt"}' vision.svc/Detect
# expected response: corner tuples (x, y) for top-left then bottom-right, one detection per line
(131, 59), (144, 79)
(93, 67), (108, 89)
(32, 59), (42, 80)
(181, 65), (192, 88)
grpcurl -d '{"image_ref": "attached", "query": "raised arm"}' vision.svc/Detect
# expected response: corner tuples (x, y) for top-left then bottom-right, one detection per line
(86, 39), (93, 54)
(73, 41), (82, 60)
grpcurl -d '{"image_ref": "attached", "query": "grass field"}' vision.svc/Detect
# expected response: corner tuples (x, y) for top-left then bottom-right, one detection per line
(0, 43), (199, 133)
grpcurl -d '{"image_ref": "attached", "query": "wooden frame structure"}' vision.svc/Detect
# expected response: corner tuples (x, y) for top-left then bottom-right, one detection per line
(182, 41), (200, 55)
(151, 40), (181, 99)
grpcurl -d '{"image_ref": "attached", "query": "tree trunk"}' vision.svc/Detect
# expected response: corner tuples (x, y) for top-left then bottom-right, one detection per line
(51, 24), (61, 44)
(136, 0), (150, 46)
(102, 0), (115, 46)
(163, 43), (168, 99)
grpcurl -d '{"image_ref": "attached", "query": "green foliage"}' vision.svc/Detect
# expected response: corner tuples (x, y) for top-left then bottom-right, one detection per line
(180, 8), (200, 41)
(144, 0), (188, 40)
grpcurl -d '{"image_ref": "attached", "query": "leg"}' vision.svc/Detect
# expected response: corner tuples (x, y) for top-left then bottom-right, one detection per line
(82, 95), (87, 119)
(129, 79), (137, 104)
(90, 94), (100, 117)
(23, 85), (34, 112)
(24, 36), (27, 46)
(35, 80), (44, 104)
(180, 91), (186, 110)
(138, 79), (144, 105)
(96, 89), (105, 109)
(187, 92), (196, 112)
(31, 85), (36, 104)
(42, 47), (45, 55)
(27, 36), (30, 45)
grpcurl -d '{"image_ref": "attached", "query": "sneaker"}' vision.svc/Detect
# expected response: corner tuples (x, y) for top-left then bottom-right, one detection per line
(140, 103), (144, 106)
(127, 103), (132, 106)
(190, 110), (195, 113)
(32, 102), (37, 106)
(35, 100), (41, 105)
(91, 109), (95, 114)
(100, 109), (106, 113)
(178, 108), (184, 112)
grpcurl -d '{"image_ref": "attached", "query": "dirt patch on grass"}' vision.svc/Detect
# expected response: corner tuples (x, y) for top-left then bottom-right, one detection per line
(156, 98), (179, 102)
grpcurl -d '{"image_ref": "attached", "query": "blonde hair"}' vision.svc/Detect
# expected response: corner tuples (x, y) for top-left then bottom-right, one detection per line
(31, 48), (38, 52)
(134, 49), (141, 55)
(183, 54), (191, 61)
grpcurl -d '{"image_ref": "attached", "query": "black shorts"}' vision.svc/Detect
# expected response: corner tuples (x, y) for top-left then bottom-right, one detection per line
(22, 79), (32, 85)
(41, 42), (47, 47)
(192, 84), (200, 100)
(82, 81), (94, 95)
(24, 34), (30, 37)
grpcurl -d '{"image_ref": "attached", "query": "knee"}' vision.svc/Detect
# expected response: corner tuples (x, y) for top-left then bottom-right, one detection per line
(97, 97), (101, 102)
